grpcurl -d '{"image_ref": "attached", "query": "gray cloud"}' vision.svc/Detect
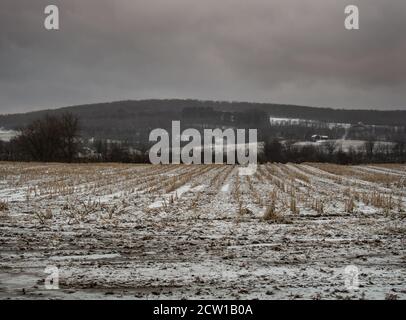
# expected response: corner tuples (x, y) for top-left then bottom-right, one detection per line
(0, 0), (405, 113)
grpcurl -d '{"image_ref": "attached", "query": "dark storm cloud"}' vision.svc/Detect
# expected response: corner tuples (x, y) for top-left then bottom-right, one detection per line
(0, 0), (405, 113)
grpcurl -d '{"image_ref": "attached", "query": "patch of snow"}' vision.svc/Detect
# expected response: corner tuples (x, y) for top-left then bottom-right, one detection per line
(221, 183), (230, 192)
(0, 128), (18, 142)
(50, 253), (121, 261)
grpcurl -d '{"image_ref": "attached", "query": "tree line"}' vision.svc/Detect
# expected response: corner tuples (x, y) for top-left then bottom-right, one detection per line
(262, 139), (406, 164)
(1, 113), (80, 162)
(0, 112), (405, 164)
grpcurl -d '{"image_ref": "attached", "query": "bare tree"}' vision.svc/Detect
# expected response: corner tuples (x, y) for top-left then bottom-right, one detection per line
(60, 113), (80, 162)
(364, 140), (375, 160)
(14, 113), (80, 162)
(324, 141), (337, 158)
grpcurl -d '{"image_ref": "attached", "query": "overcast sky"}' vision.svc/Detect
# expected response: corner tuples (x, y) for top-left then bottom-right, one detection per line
(0, 0), (405, 114)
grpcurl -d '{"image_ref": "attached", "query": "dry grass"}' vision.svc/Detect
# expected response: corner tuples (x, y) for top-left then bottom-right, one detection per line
(0, 163), (404, 225)
(311, 163), (406, 188)
(263, 202), (278, 220)
(290, 196), (299, 215)
(280, 164), (311, 184)
(62, 199), (101, 222)
(246, 176), (262, 205)
(163, 165), (212, 193)
(345, 197), (356, 213)
(397, 196), (404, 213)
(311, 163), (353, 176)
(367, 192), (395, 211)
(0, 200), (9, 212)
(312, 198), (324, 214)
(262, 165), (286, 191)
(262, 202), (289, 224)
(232, 174), (243, 216)
(189, 191), (202, 213)
(34, 208), (53, 224)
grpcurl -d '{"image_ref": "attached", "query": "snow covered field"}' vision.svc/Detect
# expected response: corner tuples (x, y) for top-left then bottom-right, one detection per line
(293, 139), (396, 152)
(0, 162), (405, 300)
(0, 129), (18, 142)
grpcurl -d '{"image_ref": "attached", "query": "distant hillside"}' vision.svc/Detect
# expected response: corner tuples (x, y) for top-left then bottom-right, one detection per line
(1, 99), (406, 143)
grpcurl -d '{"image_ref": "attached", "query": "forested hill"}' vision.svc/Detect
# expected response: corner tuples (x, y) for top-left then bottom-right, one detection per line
(1, 99), (405, 138)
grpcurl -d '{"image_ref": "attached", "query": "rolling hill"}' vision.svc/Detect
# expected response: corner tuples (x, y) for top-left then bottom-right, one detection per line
(1, 99), (405, 143)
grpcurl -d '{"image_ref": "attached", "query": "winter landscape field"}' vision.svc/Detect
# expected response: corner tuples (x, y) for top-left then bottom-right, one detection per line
(0, 162), (405, 300)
